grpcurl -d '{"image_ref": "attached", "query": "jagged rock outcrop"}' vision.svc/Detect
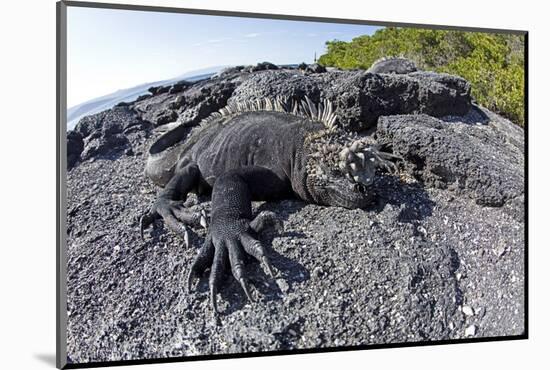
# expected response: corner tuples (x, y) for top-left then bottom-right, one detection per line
(67, 130), (84, 169)
(376, 111), (524, 207)
(72, 106), (150, 161)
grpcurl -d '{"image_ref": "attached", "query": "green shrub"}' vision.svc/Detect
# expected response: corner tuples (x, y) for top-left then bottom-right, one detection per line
(318, 28), (525, 126)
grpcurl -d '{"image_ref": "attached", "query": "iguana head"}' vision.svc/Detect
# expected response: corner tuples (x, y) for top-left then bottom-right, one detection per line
(304, 133), (400, 209)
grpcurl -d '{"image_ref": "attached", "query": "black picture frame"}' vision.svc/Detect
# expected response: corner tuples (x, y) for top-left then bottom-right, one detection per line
(57, 1), (528, 368)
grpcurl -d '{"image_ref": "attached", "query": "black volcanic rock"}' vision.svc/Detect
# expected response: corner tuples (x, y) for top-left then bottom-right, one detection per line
(168, 80), (192, 94)
(247, 61), (279, 72)
(114, 101), (130, 108)
(167, 95), (185, 110)
(73, 106), (148, 161)
(148, 85), (170, 95)
(75, 106), (145, 137)
(67, 130), (84, 169)
(229, 70), (322, 105)
(135, 94), (151, 102)
(323, 70), (471, 130)
(411, 71), (472, 117)
(154, 110), (178, 126)
(81, 133), (129, 160)
(376, 110), (524, 207)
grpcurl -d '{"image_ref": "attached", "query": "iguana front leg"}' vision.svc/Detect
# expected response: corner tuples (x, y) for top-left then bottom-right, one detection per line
(186, 167), (285, 314)
(140, 159), (207, 245)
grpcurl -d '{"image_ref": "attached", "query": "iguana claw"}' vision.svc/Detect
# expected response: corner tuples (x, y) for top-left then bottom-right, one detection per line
(262, 256), (275, 278)
(187, 226), (277, 314)
(238, 278), (255, 302)
(139, 199), (207, 242)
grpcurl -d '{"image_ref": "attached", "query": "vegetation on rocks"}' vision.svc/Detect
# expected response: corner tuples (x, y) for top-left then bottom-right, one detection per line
(318, 28), (525, 126)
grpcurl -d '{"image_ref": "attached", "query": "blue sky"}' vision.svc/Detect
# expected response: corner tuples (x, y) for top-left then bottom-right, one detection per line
(67, 6), (381, 107)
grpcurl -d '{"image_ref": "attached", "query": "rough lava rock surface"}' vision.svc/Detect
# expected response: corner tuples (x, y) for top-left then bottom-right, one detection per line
(65, 62), (524, 364)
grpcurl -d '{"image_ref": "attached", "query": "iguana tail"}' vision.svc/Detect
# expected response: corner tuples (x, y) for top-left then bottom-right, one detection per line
(145, 118), (199, 186)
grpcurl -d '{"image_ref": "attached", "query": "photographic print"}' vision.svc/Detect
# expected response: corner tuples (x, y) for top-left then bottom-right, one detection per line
(58, 1), (527, 368)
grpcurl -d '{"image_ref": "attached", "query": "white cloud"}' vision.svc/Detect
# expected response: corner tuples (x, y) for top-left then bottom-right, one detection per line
(244, 32), (261, 38)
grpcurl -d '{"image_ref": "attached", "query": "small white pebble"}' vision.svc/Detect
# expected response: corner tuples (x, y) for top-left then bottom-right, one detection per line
(465, 325), (477, 336)
(462, 305), (475, 316)
(417, 226), (427, 236)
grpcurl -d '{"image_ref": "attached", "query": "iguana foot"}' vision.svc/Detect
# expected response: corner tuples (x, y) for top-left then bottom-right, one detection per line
(140, 198), (208, 246)
(187, 212), (279, 315)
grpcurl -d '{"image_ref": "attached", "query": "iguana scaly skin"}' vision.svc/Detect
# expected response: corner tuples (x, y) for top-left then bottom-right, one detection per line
(140, 97), (399, 315)
(368, 57), (418, 74)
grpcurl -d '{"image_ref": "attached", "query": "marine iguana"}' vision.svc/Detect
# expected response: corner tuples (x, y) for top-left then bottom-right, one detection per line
(367, 56), (418, 74)
(140, 96), (400, 314)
